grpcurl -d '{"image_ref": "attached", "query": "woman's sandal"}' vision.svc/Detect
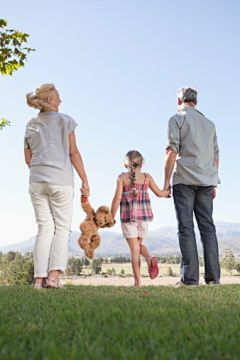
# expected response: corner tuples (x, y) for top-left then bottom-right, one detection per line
(34, 283), (47, 289)
(47, 277), (67, 289)
(148, 257), (159, 280)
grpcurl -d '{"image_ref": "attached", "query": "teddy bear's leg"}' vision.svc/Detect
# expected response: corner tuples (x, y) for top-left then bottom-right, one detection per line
(78, 234), (90, 251)
(84, 235), (100, 260)
(89, 234), (101, 251)
(85, 248), (94, 260)
(78, 222), (92, 251)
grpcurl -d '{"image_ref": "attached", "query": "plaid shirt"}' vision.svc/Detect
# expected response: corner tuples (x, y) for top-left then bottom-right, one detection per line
(120, 173), (153, 223)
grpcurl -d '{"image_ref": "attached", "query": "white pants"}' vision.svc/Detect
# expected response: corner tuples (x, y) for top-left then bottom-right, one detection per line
(29, 182), (74, 278)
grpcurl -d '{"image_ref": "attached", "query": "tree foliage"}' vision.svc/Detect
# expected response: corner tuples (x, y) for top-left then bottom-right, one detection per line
(109, 256), (131, 263)
(91, 259), (102, 274)
(0, 118), (10, 130)
(0, 19), (35, 130)
(234, 261), (240, 274)
(156, 255), (182, 264)
(166, 267), (174, 276)
(222, 248), (235, 275)
(65, 257), (83, 276)
(0, 19), (35, 76)
(6, 250), (16, 262)
(0, 251), (34, 285)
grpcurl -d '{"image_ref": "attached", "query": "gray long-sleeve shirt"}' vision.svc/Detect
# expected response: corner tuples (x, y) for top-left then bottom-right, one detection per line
(166, 106), (220, 187)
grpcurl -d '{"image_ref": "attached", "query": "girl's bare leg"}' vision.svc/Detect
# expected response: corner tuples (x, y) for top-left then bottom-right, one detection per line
(138, 238), (152, 267)
(126, 238), (141, 286)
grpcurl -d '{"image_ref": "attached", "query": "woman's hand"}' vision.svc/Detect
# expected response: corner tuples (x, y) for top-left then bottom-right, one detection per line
(80, 181), (90, 198)
(24, 148), (32, 168)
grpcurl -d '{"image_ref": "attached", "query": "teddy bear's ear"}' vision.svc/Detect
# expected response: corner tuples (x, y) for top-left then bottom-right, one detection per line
(98, 206), (109, 214)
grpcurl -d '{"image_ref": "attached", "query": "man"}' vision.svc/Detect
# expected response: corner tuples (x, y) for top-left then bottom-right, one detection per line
(164, 87), (220, 287)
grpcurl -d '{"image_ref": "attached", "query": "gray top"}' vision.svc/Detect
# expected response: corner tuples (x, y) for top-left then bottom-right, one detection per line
(24, 111), (77, 187)
(166, 106), (220, 187)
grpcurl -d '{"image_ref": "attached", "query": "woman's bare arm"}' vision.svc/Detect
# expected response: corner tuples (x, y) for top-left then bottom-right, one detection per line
(148, 174), (170, 198)
(111, 175), (123, 221)
(69, 130), (89, 197)
(24, 148), (32, 168)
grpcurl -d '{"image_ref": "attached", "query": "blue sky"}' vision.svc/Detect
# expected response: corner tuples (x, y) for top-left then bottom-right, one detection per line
(0, 0), (240, 247)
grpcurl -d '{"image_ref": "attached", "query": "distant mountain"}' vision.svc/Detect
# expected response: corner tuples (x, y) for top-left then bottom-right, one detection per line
(215, 222), (240, 239)
(1, 222), (240, 256)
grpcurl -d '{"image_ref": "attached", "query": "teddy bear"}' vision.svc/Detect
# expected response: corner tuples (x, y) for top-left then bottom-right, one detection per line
(78, 196), (114, 259)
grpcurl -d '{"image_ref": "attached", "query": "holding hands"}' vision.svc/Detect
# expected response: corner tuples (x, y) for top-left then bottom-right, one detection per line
(164, 180), (172, 198)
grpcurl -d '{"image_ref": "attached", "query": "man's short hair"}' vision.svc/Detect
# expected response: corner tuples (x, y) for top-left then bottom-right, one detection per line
(177, 87), (197, 105)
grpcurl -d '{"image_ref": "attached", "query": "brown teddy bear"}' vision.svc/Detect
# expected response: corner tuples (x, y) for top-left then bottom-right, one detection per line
(78, 196), (114, 259)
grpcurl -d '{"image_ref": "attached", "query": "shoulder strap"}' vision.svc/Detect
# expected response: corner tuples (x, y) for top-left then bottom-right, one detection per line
(144, 173), (148, 185)
(122, 172), (130, 185)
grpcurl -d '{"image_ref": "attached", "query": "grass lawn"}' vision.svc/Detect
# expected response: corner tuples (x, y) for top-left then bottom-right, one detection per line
(1, 285), (240, 360)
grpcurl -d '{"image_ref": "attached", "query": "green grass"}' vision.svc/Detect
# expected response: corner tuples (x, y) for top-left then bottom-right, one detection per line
(1, 285), (240, 360)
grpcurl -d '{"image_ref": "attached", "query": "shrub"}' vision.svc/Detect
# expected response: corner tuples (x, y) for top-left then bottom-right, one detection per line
(166, 267), (173, 276)
(222, 248), (235, 275)
(234, 261), (240, 274)
(65, 281), (73, 285)
(91, 259), (102, 274)
(106, 269), (112, 276)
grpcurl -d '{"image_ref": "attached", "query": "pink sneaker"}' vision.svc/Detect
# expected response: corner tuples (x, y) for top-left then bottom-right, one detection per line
(148, 257), (159, 279)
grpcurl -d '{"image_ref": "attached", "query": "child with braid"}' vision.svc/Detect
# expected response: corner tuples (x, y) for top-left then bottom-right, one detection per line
(111, 150), (170, 287)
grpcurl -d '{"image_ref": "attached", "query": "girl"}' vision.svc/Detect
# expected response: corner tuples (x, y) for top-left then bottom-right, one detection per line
(111, 150), (170, 287)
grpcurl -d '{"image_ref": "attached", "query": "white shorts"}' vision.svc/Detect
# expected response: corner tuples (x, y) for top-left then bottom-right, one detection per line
(121, 221), (148, 239)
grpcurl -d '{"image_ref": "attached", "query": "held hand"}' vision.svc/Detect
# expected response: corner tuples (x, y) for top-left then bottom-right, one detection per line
(166, 187), (172, 198)
(212, 187), (216, 200)
(80, 181), (90, 198)
(164, 182), (172, 198)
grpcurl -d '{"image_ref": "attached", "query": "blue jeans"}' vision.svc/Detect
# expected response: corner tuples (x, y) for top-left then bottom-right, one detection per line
(173, 184), (220, 285)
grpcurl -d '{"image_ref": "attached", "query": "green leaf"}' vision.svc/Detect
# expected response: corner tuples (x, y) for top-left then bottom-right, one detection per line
(0, 118), (11, 130)
(0, 19), (35, 77)
(0, 19), (7, 28)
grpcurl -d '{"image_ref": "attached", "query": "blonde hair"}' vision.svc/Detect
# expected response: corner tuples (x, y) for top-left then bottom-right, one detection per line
(124, 150), (144, 198)
(26, 83), (57, 111)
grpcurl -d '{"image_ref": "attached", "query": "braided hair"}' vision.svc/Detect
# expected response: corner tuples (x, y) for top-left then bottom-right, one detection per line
(124, 150), (144, 198)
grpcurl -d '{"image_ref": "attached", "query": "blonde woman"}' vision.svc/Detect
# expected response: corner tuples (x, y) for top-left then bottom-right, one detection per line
(24, 84), (89, 289)
(111, 150), (170, 287)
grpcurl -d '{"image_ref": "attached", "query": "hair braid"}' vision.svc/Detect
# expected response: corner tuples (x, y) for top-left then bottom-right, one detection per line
(124, 150), (144, 199)
(129, 163), (138, 198)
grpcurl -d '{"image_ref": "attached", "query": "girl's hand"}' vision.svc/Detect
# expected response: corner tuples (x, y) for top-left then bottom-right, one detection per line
(80, 181), (90, 198)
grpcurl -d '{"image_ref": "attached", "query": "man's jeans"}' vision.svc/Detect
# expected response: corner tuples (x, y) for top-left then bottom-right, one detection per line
(173, 184), (220, 285)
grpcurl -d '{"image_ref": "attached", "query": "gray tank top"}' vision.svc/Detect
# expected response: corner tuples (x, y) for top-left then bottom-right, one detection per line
(24, 111), (77, 187)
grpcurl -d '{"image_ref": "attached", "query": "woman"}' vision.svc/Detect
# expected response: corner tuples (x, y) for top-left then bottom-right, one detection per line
(24, 84), (89, 289)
